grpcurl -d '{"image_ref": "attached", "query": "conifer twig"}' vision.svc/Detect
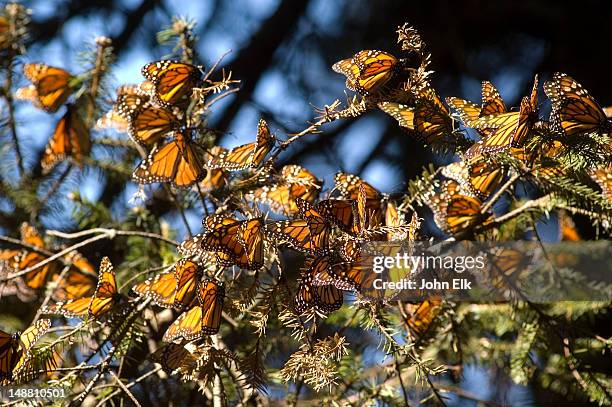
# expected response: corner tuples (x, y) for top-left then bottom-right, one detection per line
(33, 164), (73, 221)
(2, 18), (24, 179)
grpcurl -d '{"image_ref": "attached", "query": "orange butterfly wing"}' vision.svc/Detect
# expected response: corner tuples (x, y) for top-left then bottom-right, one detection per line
(19, 64), (72, 112)
(132, 132), (207, 187)
(41, 106), (91, 173)
(207, 119), (275, 170)
(173, 259), (200, 309)
(88, 257), (120, 318)
(163, 280), (224, 342)
(142, 60), (202, 107)
(132, 270), (177, 308)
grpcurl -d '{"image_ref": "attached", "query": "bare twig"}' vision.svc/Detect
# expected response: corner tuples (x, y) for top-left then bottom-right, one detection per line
(47, 227), (178, 246)
(480, 172), (521, 214)
(109, 370), (142, 407)
(94, 367), (162, 407)
(484, 195), (552, 228)
(203, 86), (240, 110)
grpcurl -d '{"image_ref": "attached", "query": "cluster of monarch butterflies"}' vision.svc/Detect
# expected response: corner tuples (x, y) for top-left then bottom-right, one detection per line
(96, 60), (276, 189)
(129, 172), (420, 345)
(3, 31), (611, 385)
(14, 63), (91, 173)
(0, 223), (97, 298)
(332, 50), (611, 234)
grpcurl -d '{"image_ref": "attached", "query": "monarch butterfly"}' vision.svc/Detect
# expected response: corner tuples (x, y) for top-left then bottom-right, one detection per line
(465, 76), (539, 158)
(16, 64), (73, 113)
(447, 80), (507, 132)
(207, 119), (275, 170)
(378, 101), (416, 131)
(178, 234), (208, 258)
(142, 60), (203, 107)
(41, 105), (91, 174)
(430, 181), (486, 235)
(441, 157), (505, 200)
(332, 50), (401, 95)
(315, 199), (358, 234)
(480, 81), (507, 117)
(449, 78), (533, 135)
(334, 172), (384, 227)
(355, 184), (368, 234)
(199, 146), (228, 192)
(317, 194), (381, 238)
(96, 85), (148, 131)
(163, 279), (224, 342)
(385, 201), (408, 241)
(115, 84), (151, 119)
(110, 83), (177, 145)
(294, 257), (343, 314)
(132, 131), (207, 188)
(307, 255), (335, 286)
(485, 248), (530, 296)
(589, 165), (612, 202)
(115, 84), (182, 146)
(210, 218), (265, 270)
(413, 87), (455, 145)
(446, 97), (481, 129)
(327, 253), (376, 292)
(544, 73), (612, 137)
(334, 172), (381, 201)
(43, 257), (122, 319)
(467, 158), (505, 200)
(132, 259), (200, 309)
(127, 104), (182, 147)
(172, 259), (202, 308)
(266, 199), (331, 255)
(0, 319), (51, 384)
(201, 215), (244, 265)
(334, 238), (359, 262)
(403, 299), (441, 336)
(132, 268), (177, 308)
(380, 94), (455, 146)
(151, 343), (199, 374)
(51, 251), (97, 301)
(200, 215), (265, 270)
(247, 165), (322, 215)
